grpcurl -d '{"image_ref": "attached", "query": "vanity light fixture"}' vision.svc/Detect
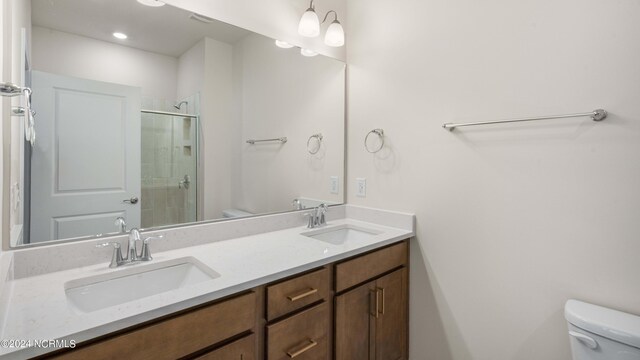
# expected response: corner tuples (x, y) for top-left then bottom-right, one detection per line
(136, 0), (165, 7)
(300, 48), (318, 57)
(297, 1), (345, 47)
(298, 0), (320, 37)
(275, 40), (295, 49)
(112, 32), (128, 40)
(322, 11), (344, 47)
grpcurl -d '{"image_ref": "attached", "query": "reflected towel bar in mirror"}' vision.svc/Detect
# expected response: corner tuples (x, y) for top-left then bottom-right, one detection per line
(443, 109), (607, 131)
(246, 137), (288, 144)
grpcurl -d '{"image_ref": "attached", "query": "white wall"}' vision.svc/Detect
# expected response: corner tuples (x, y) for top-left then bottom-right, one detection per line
(164, 0), (346, 61)
(233, 33), (344, 214)
(200, 37), (234, 220)
(31, 27), (178, 101)
(346, 0), (640, 359)
(176, 39), (204, 101)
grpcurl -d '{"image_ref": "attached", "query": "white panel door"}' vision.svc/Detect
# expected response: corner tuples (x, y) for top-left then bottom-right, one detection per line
(30, 71), (141, 242)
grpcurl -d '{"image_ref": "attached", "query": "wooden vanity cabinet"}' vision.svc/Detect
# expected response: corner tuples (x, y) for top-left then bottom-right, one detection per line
(38, 240), (409, 360)
(334, 243), (409, 360)
(46, 292), (258, 360)
(265, 267), (332, 359)
(194, 333), (256, 360)
(266, 267), (330, 321)
(266, 302), (330, 359)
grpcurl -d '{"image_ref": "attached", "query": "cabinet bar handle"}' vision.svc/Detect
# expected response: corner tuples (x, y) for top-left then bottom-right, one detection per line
(370, 289), (379, 318)
(287, 288), (318, 302)
(286, 339), (318, 358)
(378, 287), (385, 315)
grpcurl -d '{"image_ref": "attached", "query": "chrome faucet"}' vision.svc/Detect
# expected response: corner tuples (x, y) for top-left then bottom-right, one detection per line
(292, 198), (303, 210)
(128, 228), (141, 262)
(115, 216), (127, 233)
(96, 228), (163, 268)
(306, 204), (328, 228)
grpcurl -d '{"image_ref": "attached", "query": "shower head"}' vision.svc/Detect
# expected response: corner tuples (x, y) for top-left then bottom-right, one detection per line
(174, 100), (188, 110)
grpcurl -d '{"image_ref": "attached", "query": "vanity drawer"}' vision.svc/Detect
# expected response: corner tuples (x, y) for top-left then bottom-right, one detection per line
(52, 292), (256, 360)
(194, 333), (256, 360)
(335, 241), (408, 293)
(266, 302), (329, 360)
(266, 267), (329, 320)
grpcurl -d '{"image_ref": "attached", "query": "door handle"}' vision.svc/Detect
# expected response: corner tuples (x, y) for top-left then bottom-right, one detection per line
(286, 339), (318, 358)
(287, 288), (318, 302)
(377, 287), (385, 315)
(370, 289), (380, 318)
(123, 196), (139, 204)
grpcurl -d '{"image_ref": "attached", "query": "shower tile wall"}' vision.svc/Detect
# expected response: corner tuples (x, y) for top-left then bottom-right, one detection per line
(141, 95), (199, 228)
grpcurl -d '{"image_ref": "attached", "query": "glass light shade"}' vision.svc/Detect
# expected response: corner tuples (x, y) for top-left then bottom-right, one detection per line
(298, 9), (320, 37)
(324, 20), (345, 47)
(275, 40), (294, 49)
(300, 48), (318, 57)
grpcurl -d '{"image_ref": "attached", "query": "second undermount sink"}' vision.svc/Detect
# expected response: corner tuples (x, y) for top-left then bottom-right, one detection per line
(302, 224), (382, 245)
(65, 257), (219, 313)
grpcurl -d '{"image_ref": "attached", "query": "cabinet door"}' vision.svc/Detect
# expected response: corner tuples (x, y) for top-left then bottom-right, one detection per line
(374, 268), (408, 360)
(195, 333), (255, 360)
(335, 280), (376, 360)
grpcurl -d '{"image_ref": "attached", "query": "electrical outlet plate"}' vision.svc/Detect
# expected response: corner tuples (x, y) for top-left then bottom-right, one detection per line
(356, 178), (366, 197)
(330, 176), (339, 194)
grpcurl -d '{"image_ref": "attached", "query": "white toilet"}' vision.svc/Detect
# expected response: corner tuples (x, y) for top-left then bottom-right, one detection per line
(565, 300), (640, 359)
(222, 208), (253, 218)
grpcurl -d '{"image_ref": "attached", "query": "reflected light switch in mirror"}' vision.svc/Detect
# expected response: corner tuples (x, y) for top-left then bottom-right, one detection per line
(356, 178), (366, 197)
(330, 176), (339, 194)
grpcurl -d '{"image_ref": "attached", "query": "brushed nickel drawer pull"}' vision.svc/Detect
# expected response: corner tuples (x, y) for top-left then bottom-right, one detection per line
(287, 288), (318, 302)
(370, 289), (379, 318)
(378, 287), (385, 315)
(286, 338), (318, 358)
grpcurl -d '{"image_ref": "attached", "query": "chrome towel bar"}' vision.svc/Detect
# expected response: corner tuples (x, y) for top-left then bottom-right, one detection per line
(246, 137), (288, 144)
(443, 109), (607, 131)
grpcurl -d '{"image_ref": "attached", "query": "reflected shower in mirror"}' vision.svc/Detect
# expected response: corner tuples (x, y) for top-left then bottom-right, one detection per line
(10, 0), (345, 246)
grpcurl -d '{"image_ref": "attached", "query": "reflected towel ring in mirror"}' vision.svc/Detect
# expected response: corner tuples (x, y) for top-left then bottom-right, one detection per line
(307, 133), (323, 154)
(364, 128), (384, 153)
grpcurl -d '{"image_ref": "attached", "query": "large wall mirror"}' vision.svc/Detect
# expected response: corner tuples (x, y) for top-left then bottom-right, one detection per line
(9, 0), (345, 247)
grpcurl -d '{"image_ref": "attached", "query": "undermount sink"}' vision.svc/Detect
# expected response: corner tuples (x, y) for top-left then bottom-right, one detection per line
(302, 224), (382, 245)
(64, 257), (219, 313)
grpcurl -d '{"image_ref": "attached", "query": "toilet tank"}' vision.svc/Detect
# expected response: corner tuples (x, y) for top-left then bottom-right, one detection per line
(565, 300), (640, 360)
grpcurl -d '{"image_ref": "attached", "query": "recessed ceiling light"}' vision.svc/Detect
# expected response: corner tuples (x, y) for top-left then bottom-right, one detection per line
(137, 0), (165, 6)
(113, 32), (128, 40)
(189, 13), (215, 24)
(275, 40), (294, 49)
(300, 48), (318, 57)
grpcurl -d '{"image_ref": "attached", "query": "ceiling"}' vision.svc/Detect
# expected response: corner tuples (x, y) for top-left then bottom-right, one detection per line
(31, 0), (252, 57)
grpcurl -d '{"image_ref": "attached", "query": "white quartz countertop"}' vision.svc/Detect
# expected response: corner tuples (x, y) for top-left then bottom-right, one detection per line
(0, 216), (413, 359)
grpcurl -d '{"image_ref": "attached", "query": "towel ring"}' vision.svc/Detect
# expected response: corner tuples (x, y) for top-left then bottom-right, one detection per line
(364, 128), (384, 153)
(307, 133), (323, 154)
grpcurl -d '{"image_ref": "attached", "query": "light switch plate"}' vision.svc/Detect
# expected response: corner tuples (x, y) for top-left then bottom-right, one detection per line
(330, 176), (339, 194)
(356, 178), (366, 197)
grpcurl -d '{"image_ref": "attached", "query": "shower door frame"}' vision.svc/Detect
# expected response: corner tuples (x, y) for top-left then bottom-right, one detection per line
(140, 109), (200, 225)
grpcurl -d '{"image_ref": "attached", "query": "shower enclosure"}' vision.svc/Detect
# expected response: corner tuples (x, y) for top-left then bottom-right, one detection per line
(140, 110), (198, 228)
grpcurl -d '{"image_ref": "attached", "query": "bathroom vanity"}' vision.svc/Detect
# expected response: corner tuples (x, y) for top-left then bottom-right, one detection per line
(43, 241), (407, 360)
(0, 206), (414, 360)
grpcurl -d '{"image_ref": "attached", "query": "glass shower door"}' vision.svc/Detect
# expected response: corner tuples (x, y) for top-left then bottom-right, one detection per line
(140, 111), (198, 228)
